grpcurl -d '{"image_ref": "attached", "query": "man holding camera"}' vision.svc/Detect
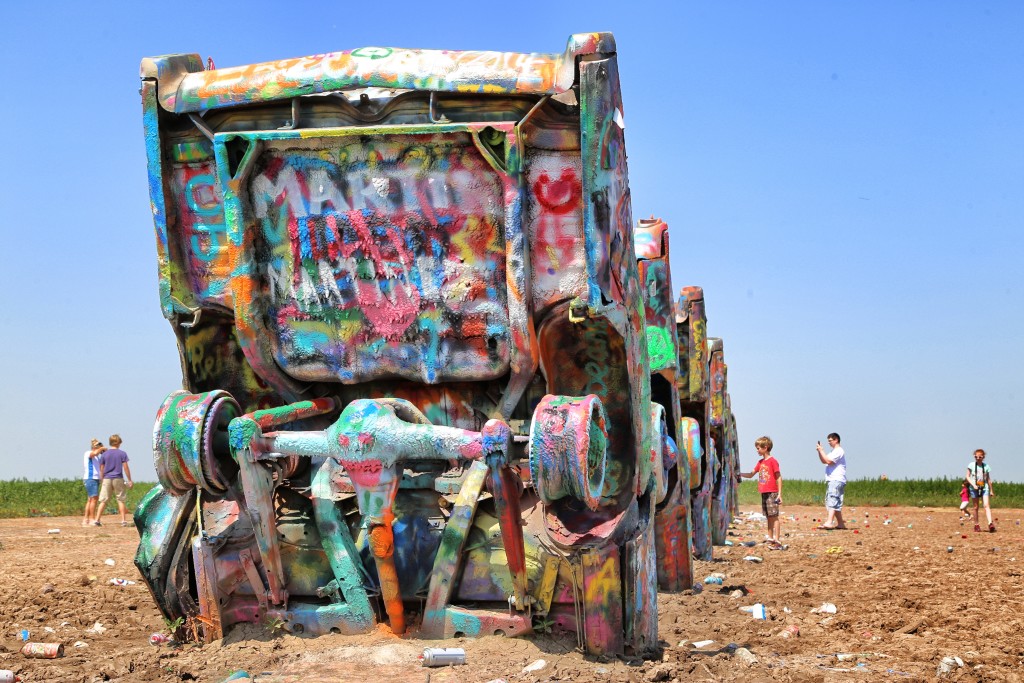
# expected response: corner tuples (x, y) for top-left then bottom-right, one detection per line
(816, 433), (846, 530)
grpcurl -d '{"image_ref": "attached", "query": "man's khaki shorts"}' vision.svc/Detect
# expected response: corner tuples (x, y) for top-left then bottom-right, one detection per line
(98, 478), (127, 505)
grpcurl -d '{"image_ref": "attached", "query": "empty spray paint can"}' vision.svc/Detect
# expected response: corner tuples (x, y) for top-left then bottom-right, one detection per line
(780, 624), (800, 638)
(0, 670), (21, 683)
(421, 647), (466, 667)
(21, 642), (64, 658)
(149, 632), (173, 646)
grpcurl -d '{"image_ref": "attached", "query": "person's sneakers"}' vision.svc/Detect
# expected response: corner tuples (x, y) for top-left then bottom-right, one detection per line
(92, 520), (102, 527)
(989, 523), (996, 533)
(974, 524), (981, 532)
(121, 521), (130, 528)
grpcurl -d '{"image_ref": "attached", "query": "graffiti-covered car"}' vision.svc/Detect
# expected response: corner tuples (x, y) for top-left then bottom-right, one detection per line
(135, 33), (663, 655)
(676, 286), (739, 559)
(634, 218), (693, 590)
(635, 222), (739, 566)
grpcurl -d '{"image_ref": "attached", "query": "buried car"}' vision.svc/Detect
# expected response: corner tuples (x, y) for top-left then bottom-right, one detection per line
(135, 33), (665, 656)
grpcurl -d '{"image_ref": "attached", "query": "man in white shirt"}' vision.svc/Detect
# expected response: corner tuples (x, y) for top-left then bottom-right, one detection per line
(816, 432), (847, 530)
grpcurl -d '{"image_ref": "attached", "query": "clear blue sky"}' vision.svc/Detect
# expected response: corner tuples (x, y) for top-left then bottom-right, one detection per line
(1, 1), (1020, 484)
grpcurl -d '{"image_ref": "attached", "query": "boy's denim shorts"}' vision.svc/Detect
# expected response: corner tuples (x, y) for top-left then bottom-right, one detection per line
(825, 480), (846, 511)
(84, 479), (100, 498)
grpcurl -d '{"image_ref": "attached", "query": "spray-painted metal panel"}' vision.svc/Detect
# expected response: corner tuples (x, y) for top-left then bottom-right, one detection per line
(220, 130), (516, 386)
(142, 34), (617, 114)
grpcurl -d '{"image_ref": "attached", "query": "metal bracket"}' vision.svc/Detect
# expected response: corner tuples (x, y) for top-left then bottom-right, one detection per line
(240, 548), (271, 614)
(188, 112), (215, 142)
(278, 98), (301, 130)
(429, 92), (450, 123)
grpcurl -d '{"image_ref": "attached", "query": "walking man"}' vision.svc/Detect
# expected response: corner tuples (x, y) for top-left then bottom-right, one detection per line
(94, 434), (134, 527)
(816, 433), (847, 530)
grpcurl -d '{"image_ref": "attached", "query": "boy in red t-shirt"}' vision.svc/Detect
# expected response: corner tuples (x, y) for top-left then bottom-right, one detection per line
(739, 436), (783, 549)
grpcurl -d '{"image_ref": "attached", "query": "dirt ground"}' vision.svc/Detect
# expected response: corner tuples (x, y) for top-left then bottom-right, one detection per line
(2, 505), (1023, 682)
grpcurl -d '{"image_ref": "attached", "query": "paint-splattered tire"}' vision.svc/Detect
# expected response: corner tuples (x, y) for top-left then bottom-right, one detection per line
(153, 390), (240, 495)
(649, 403), (671, 503)
(528, 394), (608, 512)
(676, 417), (712, 559)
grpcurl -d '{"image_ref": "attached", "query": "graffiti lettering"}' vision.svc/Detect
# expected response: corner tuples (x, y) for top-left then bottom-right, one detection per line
(171, 165), (230, 303)
(244, 138), (512, 383)
(184, 330), (221, 383)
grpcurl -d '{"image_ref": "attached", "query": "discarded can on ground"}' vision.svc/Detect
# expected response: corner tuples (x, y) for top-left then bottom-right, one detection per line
(421, 647), (466, 667)
(691, 582), (703, 594)
(19, 630), (28, 642)
(149, 632), (172, 646)
(751, 603), (767, 620)
(0, 670), (22, 683)
(21, 642), (64, 658)
(703, 575), (723, 585)
(780, 624), (799, 638)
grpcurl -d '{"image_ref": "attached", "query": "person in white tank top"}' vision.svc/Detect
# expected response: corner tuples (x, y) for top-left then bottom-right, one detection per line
(82, 438), (105, 527)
